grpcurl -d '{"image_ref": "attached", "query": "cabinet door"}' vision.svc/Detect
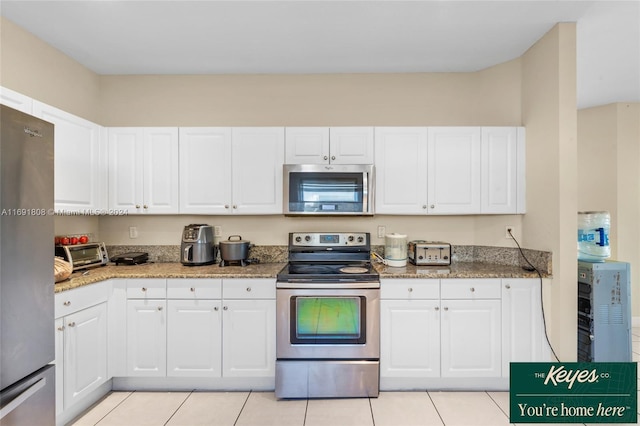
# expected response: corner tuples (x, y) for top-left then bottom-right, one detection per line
(502, 279), (547, 376)
(329, 127), (374, 164)
(440, 299), (501, 377)
(33, 101), (104, 213)
(380, 300), (440, 378)
(179, 127), (232, 214)
(1, 86), (33, 113)
(374, 127), (428, 214)
(63, 303), (107, 409)
(108, 128), (144, 213)
(167, 300), (222, 377)
(231, 127), (285, 214)
(481, 127), (518, 214)
(126, 299), (167, 376)
(54, 318), (64, 416)
(427, 127), (481, 214)
(143, 128), (179, 213)
(285, 127), (329, 164)
(222, 299), (276, 377)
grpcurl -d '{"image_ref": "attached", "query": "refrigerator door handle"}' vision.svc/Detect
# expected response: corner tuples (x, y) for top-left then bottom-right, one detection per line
(0, 377), (46, 420)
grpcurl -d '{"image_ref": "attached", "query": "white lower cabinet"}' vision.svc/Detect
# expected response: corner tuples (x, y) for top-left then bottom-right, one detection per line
(54, 282), (110, 425)
(381, 277), (545, 388)
(121, 278), (276, 381)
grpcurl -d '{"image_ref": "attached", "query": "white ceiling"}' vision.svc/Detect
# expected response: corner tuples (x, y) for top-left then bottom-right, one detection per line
(1, 1), (639, 109)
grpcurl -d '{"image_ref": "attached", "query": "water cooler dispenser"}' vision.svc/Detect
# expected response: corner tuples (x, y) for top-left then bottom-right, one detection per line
(577, 260), (632, 362)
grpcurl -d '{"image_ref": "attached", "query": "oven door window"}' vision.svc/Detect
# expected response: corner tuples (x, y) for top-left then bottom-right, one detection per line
(288, 172), (364, 213)
(290, 296), (366, 344)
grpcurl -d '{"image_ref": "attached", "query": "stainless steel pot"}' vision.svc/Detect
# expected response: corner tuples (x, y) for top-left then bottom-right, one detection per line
(219, 235), (252, 261)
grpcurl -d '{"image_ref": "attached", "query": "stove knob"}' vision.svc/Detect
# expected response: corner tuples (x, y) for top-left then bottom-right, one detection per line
(305, 235), (311, 242)
(295, 236), (302, 243)
(348, 235), (354, 242)
(357, 236), (364, 243)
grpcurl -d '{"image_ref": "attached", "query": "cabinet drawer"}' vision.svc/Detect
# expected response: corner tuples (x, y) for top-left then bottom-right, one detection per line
(167, 278), (222, 299)
(440, 279), (501, 299)
(381, 279), (439, 299)
(126, 279), (166, 299)
(222, 279), (276, 299)
(55, 281), (109, 318)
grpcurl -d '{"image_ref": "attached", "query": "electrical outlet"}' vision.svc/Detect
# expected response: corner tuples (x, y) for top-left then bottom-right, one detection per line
(214, 226), (222, 237)
(377, 225), (386, 239)
(505, 226), (514, 239)
(129, 226), (138, 239)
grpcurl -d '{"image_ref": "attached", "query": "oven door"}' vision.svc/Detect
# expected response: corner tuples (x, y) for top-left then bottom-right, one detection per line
(276, 287), (379, 360)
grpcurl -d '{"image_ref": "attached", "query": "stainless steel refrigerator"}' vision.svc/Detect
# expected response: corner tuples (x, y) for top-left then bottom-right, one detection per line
(0, 105), (55, 425)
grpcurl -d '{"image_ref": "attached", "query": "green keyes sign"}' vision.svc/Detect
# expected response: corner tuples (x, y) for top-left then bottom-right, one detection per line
(510, 362), (637, 423)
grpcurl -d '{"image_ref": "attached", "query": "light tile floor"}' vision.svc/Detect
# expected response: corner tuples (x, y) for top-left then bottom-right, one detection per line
(71, 327), (640, 426)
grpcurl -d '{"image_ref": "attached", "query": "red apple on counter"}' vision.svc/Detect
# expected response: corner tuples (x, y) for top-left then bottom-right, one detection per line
(70, 237), (79, 245)
(60, 237), (70, 245)
(79, 235), (89, 244)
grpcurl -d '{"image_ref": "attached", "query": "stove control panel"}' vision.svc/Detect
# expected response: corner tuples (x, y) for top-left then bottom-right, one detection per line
(290, 232), (369, 247)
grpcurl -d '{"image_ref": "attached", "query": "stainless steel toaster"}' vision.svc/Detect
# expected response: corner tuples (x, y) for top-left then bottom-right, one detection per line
(408, 241), (451, 266)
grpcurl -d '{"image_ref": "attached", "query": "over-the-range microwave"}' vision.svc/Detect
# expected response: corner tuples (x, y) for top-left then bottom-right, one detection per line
(283, 164), (374, 216)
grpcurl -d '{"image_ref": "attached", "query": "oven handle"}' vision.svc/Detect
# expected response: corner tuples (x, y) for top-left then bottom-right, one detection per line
(276, 281), (380, 289)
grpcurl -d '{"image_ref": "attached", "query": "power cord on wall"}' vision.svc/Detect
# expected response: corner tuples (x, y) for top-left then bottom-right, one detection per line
(508, 229), (561, 362)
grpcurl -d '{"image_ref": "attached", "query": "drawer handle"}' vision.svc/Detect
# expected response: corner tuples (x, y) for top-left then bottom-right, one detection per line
(141, 287), (147, 292)
(470, 287), (475, 292)
(407, 287), (413, 292)
(67, 322), (76, 327)
(190, 287), (195, 292)
(63, 301), (71, 306)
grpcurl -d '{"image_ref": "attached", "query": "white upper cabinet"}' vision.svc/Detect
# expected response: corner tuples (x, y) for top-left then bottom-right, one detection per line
(1, 86), (33, 114)
(375, 126), (525, 215)
(32, 101), (105, 213)
(108, 128), (179, 214)
(231, 127), (285, 215)
(179, 127), (232, 215)
(285, 127), (373, 164)
(375, 127), (428, 214)
(179, 127), (284, 215)
(427, 127), (481, 214)
(481, 127), (526, 214)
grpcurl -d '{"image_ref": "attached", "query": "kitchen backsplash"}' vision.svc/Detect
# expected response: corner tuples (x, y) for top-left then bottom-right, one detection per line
(107, 244), (552, 274)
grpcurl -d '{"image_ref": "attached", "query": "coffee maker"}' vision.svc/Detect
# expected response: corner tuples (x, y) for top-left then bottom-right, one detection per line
(181, 224), (216, 265)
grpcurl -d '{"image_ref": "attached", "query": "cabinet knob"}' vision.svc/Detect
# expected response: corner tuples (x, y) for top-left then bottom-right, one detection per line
(246, 287), (252, 292)
(224, 205), (230, 209)
(141, 287), (147, 292)
(157, 306), (163, 311)
(223, 306), (228, 311)
(470, 287), (475, 292)
(143, 205), (148, 209)
(63, 301), (71, 306)
(233, 205), (237, 209)
(422, 205), (427, 209)
(323, 156), (328, 160)
(68, 322), (76, 327)
(214, 306), (219, 311)
(443, 307), (449, 311)
(135, 204), (141, 209)
(430, 205), (435, 209)
(57, 326), (65, 331)
(434, 307), (440, 311)
(505, 284), (511, 289)
(331, 156), (336, 161)
(190, 287), (195, 292)
(407, 287), (413, 292)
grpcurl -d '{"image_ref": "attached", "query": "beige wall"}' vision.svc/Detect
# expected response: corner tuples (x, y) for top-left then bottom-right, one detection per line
(521, 23), (578, 360)
(0, 17), (101, 122)
(578, 103), (640, 320)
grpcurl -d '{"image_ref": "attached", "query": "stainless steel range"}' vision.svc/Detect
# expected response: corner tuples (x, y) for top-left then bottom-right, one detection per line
(275, 232), (380, 399)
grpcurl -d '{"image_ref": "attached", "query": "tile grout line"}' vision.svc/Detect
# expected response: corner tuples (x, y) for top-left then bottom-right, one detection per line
(86, 390), (136, 426)
(303, 397), (309, 426)
(368, 397), (375, 426)
(233, 390), (252, 425)
(426, 391), (446, 426)
(163, 389), (194, 426)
